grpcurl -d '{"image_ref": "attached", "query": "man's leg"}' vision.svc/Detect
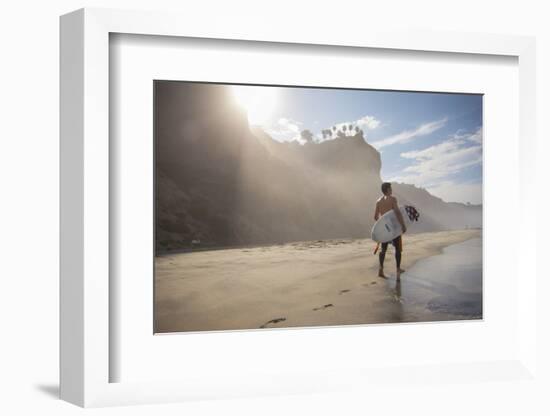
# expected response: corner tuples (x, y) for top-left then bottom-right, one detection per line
(393, 237), (404, 279)
(378, 243), (388, 278)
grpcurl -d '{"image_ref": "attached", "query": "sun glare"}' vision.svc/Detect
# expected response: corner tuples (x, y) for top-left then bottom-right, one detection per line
(231, 85), (279, 125)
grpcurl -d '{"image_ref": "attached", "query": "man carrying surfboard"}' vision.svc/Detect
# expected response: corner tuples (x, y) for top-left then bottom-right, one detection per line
(374, 182), (407, 280)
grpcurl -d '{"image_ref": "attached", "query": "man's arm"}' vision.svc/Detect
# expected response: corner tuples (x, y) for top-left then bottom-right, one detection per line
(374, 201), (380, 221)
(392, 197), (407, 233)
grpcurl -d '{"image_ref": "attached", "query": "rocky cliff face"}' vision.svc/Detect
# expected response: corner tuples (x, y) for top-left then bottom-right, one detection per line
(155, 82), (481, 252)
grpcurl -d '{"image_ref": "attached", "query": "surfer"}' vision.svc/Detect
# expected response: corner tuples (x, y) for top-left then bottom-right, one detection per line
(374, 182), (407, 280)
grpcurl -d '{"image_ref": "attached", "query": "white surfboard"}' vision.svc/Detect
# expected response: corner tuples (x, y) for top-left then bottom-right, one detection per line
(371, 205), (419, 243)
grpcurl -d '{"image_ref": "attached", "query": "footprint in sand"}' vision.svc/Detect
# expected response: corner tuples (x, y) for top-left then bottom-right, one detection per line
(313, 303), (334, 311)
(260, 317), (286, 328)
(339, 289), (351, 295)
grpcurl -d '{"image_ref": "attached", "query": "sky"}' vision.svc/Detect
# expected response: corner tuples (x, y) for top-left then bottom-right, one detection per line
(231, 84), (483, 205)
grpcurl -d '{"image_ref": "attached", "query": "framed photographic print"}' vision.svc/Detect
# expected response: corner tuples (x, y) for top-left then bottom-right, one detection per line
(60, 8), (537, 407)
(153, 80), (483, 334)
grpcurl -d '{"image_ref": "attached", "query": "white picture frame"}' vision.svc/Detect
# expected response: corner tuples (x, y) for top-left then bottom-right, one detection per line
(60, 7), (537, 408)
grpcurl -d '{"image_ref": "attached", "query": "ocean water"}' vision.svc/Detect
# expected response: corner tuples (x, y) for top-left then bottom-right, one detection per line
(389, 237), (483, 321)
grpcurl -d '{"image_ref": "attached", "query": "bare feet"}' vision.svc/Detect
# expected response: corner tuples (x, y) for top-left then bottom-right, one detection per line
(396, 268), (402, 281)
(378, 268), (387, 279)
(398, 268), (405, 273)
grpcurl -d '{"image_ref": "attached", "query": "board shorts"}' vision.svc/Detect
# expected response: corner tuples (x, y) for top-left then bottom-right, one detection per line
(382, 235), (402, 252)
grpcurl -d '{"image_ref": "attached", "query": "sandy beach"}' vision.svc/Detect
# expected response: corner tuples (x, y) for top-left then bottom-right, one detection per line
(154, 229), (481, 333)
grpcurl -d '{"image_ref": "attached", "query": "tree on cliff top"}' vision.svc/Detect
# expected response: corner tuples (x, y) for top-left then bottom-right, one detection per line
(300, 129), (314, 144)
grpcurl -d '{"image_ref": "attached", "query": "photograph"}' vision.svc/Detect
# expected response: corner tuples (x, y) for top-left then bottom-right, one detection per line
(154, 80), (483, 333)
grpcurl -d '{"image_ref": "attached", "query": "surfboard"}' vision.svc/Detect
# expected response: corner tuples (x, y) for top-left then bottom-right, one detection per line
(371, 205), (419, 243)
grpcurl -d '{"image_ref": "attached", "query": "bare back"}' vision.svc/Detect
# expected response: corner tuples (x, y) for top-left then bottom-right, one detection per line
(375, 195), (396, 218)
(374, 194), (406, 233)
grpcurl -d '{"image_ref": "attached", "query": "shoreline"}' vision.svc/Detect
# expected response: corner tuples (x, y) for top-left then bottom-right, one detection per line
(396, 237), (482, 320)
(156, 228), (482, 257)
(390, 230), (481, 282)
(155, 229), (482, 333)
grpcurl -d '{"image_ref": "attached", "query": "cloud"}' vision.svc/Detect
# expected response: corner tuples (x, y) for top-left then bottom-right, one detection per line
(443, 127), (483, 144)
(356, 115), (381, 130)
(371, 118), (447, 149)
(458, 126), (482, 144)
(265, 118), (303, 143)
(391, 139), (481, 187)
(388, 127), (482, 203)
(396, 143), (481, 185)
(401, 127), (483, 185)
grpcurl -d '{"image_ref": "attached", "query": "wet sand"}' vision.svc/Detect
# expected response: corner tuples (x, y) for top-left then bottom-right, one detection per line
(154, 229), (481, 333)
(394, 237), (482, 321)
